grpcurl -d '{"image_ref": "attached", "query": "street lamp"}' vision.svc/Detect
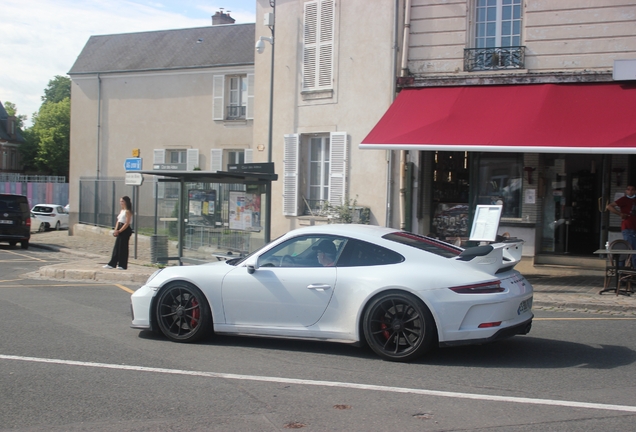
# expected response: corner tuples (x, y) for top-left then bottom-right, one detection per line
(255, 1), (275, 242)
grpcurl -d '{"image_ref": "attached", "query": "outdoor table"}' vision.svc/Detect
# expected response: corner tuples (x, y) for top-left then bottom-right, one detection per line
(594, 248), (636, 295)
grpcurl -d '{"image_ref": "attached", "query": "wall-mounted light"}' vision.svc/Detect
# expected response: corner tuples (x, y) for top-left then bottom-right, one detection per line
(613, 167), (625, 186)
(524, 166), (536, 184)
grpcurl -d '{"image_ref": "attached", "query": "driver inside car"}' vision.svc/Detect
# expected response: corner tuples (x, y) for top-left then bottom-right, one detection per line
(313, 240), (337, 267)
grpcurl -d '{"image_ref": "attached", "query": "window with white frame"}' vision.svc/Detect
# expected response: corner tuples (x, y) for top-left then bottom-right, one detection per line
(153, 148), (200, 171)
(302, 0), (335, 92)
(213, 74), (254, 121)
(283, 132), (347, 216)
(475, 0), (522, 48)
(210, 148), (253, 172)
(308, 137), (330, 211)
(168, 149), (186, 164)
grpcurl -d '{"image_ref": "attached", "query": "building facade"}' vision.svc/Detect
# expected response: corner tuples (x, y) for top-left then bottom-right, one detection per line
(0, 101), (23, 173)
(362, 0), (636, 265)
(68, 19), (257, 233)
(253, 0), (404, 236)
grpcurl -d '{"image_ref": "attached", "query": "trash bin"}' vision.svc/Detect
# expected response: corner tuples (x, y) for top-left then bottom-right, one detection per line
(150, 235), (168, 264)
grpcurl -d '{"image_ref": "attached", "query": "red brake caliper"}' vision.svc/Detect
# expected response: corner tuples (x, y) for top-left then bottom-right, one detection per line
(380, 322), (390, 340)
(191, 298), (200, 328)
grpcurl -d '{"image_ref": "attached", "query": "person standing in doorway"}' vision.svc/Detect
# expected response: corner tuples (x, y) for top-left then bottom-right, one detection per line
(606, 185), (636, 267)
(104, 196), (133, 270)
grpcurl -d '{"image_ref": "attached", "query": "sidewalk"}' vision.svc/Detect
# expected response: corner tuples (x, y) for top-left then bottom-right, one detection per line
(27, 225), (636, 315)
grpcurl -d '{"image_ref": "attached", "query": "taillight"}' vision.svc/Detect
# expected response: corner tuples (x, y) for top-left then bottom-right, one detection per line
(26, 217), (31, 227)
(478, 321), (502, 328)
(449, 281), (504, 294)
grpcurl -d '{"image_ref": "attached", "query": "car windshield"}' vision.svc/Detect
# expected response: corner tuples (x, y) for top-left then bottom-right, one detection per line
(383, 231), (462, 258)
(33, 206), (54, 213)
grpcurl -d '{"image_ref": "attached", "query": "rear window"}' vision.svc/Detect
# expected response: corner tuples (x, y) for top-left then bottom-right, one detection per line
(383, 232), (462, 258)
(337, 239), (404, 267)
(33, 206), (54, 213)
(0, 196), (29, 212)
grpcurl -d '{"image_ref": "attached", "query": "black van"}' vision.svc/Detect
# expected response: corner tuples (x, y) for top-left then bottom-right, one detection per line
(0, 194), (31, 249)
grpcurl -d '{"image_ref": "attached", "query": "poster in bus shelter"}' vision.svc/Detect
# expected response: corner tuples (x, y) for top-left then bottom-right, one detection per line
(229, 191), (261, 231)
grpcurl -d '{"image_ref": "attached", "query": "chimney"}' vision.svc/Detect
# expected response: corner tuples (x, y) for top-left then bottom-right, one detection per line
(212, 9), (235, 25)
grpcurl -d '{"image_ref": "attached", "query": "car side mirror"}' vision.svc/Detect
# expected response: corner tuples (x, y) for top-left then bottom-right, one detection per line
(245, 257), (259, 274)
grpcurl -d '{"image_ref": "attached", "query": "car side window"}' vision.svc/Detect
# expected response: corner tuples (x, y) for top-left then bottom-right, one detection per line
(337, 239), (404, 267)
(258, 235), (347, 268)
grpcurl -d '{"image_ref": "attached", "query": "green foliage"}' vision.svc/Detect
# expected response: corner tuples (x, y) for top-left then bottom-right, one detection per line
(29, 98), (70, 177)
(3, 101), (27, 129)
(16, 75), (72, 175)
(322, 196), (370, 224)
(42, 75), (71, 104)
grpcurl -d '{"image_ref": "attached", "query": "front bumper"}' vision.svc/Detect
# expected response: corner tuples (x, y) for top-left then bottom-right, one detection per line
(130, 284), (156, 329)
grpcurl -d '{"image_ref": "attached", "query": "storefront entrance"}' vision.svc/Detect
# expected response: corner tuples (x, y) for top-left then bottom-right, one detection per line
(540, 154), (604, 255)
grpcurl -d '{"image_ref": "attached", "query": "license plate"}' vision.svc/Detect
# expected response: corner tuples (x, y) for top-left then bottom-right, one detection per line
(517, 297), (532, 315)
(0, 220), (13, 224)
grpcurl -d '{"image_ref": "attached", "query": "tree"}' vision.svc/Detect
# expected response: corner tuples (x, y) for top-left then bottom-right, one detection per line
(3, 101), (27, 129)
(42, 75), (71, 104)
(29, 97), (70, 177)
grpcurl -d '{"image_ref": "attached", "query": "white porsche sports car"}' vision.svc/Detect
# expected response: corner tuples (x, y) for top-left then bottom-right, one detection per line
(131, 224), (533, 362)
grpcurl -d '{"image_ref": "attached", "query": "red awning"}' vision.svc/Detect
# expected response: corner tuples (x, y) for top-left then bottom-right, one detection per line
(360, 83), (636, 154)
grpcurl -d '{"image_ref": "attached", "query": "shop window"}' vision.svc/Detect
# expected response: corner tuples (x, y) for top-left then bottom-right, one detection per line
(478, 153), (522, 218)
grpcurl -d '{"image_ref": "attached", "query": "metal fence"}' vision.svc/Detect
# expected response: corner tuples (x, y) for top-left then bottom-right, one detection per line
(1, 181), (68, 208)
(79, 176), (263, 255)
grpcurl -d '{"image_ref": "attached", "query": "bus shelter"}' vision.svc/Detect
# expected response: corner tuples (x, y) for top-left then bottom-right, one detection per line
(130, 168), (277, 265)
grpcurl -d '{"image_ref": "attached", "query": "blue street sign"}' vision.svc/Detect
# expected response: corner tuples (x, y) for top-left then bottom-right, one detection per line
(124, 158), (143, 171)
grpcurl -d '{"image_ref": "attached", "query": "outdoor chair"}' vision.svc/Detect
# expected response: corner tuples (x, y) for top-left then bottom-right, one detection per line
(603, 239), (632, 291)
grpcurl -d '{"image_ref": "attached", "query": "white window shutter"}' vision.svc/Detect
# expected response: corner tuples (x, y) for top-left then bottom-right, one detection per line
(246, 74), (255, 120)
(302, 1), (318, 91)
(302, 0), (334, 91)
(244, 148), (253, 163)
(213, 75), (225, 120)
(283, 134), (300, 216)
(187, 149), (199, 171)
(318, 0), (334, 89)
(210, 149), (223, 172)
(153, 149), (165, 165)
(328, 132), (347, 207)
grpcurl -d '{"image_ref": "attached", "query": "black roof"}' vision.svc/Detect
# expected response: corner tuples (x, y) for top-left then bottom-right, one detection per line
(135, 170), (278, 184)
(69, 23), (255, 75)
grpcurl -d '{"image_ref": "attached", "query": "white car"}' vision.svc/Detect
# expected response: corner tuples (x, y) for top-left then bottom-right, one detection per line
(131, 224), (533, 362)
(30, 204), (69, 231)
(30, 212), (47, 233)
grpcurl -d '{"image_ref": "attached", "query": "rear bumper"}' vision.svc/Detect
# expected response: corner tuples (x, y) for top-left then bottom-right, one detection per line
(439, 316), (533, 347)
(0, 234), (30, 241)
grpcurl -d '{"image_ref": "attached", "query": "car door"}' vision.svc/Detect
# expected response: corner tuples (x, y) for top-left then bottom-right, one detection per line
(57, 206), (69, 228)
(221, 235), (344, 327)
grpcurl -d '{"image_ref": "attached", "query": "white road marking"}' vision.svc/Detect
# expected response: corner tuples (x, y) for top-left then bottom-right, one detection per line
(2, 354), (636, 413)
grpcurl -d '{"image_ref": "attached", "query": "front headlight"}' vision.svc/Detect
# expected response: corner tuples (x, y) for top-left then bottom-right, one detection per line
(145, 268), (164, 285)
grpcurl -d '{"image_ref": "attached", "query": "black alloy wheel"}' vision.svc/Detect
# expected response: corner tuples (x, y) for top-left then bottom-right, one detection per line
(55, 221), (61, 230)
(155, 282), (211, 342)
(363, 292), (435, 362)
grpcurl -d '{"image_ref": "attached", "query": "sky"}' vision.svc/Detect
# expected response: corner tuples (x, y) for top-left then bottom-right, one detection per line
(1, 0), (257, 127)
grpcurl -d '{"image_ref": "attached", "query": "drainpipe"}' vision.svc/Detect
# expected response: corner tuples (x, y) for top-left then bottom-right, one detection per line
(398, 0), (412, 229)
(387, 0), (401, 227)
(94, 74), (102, 227)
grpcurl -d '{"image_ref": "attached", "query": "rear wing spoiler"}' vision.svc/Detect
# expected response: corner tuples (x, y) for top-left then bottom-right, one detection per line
(454, 239), (524, 275)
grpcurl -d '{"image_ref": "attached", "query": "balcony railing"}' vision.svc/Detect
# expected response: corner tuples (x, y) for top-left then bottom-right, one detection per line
(464, 46), (525, 72)
(226, 105), (246, 120)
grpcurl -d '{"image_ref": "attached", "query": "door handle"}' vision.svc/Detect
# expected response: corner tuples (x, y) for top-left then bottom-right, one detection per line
(307, 284), (331, 291)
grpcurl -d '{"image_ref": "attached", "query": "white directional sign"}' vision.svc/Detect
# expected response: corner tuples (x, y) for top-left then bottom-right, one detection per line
(125, 173), (144, 186)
